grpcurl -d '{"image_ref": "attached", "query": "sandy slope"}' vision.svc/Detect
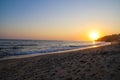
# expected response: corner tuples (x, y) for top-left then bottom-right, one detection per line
(0, 43), (120, 80)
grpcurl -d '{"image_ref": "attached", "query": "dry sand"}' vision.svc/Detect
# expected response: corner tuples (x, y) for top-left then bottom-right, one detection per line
(0, 43), (120, 80)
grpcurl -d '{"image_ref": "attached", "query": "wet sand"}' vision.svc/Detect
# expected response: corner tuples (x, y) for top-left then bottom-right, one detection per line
(0, 43), (120, 80)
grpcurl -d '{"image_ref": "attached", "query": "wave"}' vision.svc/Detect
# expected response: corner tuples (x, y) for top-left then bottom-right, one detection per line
(0, 39), (108, 59)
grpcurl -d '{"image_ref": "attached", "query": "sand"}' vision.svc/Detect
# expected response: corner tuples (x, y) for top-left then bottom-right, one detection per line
(0, 43), (120, 80)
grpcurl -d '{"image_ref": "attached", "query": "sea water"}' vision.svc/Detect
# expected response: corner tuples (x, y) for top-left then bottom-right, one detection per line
(0, 39), (108, 59)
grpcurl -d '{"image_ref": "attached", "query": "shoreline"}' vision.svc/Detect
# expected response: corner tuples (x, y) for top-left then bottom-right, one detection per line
(0, 42), (111, 61)
(0, 43), (120, 80)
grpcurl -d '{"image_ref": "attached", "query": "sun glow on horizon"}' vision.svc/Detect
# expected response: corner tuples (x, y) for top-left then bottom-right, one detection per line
(90, 32), (99, 41)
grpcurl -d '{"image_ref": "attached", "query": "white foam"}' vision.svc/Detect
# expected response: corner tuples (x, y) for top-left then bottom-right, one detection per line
(0, 42), (111, 61)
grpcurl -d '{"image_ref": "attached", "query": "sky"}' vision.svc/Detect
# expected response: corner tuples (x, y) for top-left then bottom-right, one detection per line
(0, 0), (120, 41)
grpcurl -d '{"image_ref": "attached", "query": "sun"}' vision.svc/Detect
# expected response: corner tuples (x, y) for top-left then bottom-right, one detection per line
(90, 32), (99, 40)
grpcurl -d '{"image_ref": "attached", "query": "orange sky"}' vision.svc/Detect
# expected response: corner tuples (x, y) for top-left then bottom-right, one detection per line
(0, 0), (120, 41)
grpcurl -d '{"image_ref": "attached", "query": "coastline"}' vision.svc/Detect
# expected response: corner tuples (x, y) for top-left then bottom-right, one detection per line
(0, 43), (120, 80)
(0, 42), (111, 61)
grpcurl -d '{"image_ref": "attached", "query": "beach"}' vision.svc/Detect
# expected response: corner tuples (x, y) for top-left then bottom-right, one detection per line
(0, 43), (120, 80)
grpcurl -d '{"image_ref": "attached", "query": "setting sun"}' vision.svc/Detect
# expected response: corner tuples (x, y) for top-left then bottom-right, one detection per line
(90, 32), (99, 40)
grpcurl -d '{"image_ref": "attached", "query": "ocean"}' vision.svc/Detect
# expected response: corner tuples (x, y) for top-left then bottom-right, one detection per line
(0, 39), (109, 59)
